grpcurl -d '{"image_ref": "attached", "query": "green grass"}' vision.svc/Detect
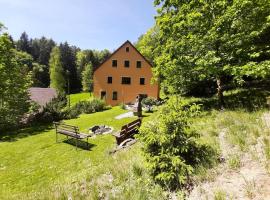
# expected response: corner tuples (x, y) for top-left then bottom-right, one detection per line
(228, 154), (241, 169)
(2, 89), (270, 199)
(0, 107), (165, 199)
(68, 92), (93, 106)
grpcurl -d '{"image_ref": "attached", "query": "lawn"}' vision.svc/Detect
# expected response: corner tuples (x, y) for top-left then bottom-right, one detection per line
(0, 107), (159, 199)
(68, 92), (93, 106)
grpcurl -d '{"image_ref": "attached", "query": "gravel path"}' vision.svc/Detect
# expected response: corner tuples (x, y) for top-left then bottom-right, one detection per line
(115, 111), (134, 120)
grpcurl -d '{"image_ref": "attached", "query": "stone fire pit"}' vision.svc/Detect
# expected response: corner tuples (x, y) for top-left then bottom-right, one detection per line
(89, 125), (114, 135)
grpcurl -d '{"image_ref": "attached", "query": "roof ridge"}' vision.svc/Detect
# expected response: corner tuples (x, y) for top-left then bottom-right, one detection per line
(94, 40), (152, 72)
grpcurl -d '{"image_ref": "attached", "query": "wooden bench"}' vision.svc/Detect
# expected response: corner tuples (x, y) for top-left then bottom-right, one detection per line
(53, 122), (91, 149)
(113, 118), (141, 145)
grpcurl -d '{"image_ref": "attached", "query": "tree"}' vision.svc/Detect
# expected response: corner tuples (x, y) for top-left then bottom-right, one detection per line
(0, 27), (32, 130)
(138, 98), (216, 189)
(135, 25), (160, 63)
(29, 37), (56, 87)
(92, 49), (111, 70)
(82, 63), (93, 92)
(59, 42), (80, 92)
(16, 32), (31, 54)
(154, 0), (270, 107)
(49, 46), (66, 94)
(76, 50), (94, 82)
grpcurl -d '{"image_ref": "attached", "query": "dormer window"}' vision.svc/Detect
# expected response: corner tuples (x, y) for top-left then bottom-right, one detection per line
(112, 60), (117, 67)
(126, 47), (129, 52)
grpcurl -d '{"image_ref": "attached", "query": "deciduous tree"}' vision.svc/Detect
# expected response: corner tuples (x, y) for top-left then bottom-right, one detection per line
(82, 63), (93, 92)
(0, 26), (32, 130)
(49, 46), (66, 94)
(154, 0), (270, 107)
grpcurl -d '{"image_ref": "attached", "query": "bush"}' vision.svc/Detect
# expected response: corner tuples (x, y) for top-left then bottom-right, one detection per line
(138, 97), (217, 190)
(141, 97), (157, 112)
(32, 94), (67, 123)
(29, 97), (107, 123)
(71, 98), (106, 114)
(119, 102), (126, 110)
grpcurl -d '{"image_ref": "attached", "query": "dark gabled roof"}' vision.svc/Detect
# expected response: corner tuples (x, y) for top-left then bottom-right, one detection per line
(94, 40), (153, 72)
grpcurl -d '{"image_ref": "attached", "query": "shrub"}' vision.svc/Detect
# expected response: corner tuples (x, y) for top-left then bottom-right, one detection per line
(32, 94), (67, 123)
(71, 98), (106, 114)
(141, 97), (157, 112)
(138, 97), (217, 190)
(63, 106), (81, 119)
(119, 102), (126, 110)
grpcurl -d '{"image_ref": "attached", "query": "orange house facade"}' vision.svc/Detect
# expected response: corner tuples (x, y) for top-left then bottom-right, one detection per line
(93, 41), (159, 106)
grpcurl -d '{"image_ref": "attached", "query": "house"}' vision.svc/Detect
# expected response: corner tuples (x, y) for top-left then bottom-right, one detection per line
(28, 87), (57, 109)
(93, 40), (159, 106)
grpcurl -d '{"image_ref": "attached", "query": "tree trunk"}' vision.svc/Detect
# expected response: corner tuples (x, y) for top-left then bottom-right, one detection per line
(217, 77), (225, 109)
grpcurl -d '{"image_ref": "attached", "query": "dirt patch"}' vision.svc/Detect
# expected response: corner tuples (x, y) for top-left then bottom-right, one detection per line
(188, 119), (270, 200)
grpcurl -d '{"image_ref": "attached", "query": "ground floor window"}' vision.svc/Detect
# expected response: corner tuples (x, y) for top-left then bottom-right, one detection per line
(101, 91), (106, 99)
(112, 91), (118, 100)
(140, 77), (145, 85)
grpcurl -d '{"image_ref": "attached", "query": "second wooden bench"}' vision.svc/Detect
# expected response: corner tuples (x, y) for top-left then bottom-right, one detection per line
(113, 118), (141, 145)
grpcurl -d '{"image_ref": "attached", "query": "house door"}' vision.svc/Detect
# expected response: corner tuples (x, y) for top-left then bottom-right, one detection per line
(101, 91), (106, 100)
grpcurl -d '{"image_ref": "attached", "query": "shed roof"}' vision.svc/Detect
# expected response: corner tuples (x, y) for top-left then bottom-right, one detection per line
(28, 87), (57, 107)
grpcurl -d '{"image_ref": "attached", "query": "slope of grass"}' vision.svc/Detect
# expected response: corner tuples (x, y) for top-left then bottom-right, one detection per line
(0, 107), (165, 199)
(68, 92), (93, 106)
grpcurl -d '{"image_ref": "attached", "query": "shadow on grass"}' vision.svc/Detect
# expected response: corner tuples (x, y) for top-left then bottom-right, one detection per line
(0, 123), (53, 142)
(63, 138), (96, 151)
(192, 88), (270, 112)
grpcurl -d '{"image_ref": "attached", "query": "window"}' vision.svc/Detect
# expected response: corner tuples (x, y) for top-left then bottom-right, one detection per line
(112, 60), (117, 67)
(140, 78), (145, 85)
(126, 47), (129, 52)
(107, 76), (112, 84)
(101, 91), (106, 99)
(122, 77), (131, 85)
(112, 91), (118, 100)
(136, 61), (142, 68)
(124, 60), (130, 68)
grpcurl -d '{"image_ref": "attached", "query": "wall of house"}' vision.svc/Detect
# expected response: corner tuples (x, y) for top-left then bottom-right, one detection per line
(93, 42), (159, 106)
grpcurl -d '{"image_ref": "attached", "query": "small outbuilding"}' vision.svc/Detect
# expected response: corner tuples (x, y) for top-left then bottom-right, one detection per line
(28, 87), (57, 108)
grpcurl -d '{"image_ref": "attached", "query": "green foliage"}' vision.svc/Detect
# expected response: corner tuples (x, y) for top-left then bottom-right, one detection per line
(59, 42), (80, 92)
(0, 31), (32, 130)
(153, 0), (270, 103)
(136, 25), (160, 63)
(141, 97), (157, 112)
(71, 98), (106, 115)
(119, 102), (126, 110)
(214, 189), (227, 200)
(69, 92), (93, 107)
(82, 63), (93, 92)
(32, 95), (67, 123)
(49, 46), (66, 94)
(16, 31), (31, 54)
(138, 97), (217, 189)
(76, 50), (94, 81)
(228, 154), (241, 169)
